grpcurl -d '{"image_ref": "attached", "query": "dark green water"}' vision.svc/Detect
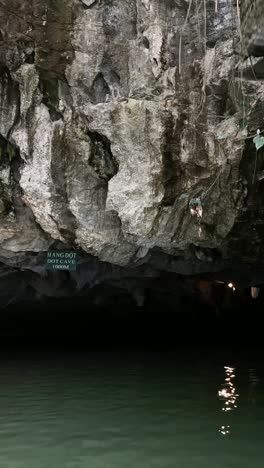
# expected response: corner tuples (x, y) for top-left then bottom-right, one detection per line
(0, 351), (263, 467)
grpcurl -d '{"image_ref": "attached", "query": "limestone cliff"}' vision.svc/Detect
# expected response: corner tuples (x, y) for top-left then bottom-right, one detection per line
(0, 0), (264, 305)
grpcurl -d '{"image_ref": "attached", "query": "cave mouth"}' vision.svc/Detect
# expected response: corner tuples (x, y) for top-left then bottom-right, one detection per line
(1, 250), (264, 349)
(0, 277), (263, 351)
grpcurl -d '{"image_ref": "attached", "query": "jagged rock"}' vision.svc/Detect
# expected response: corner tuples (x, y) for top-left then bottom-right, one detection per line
(0, 0), (264, 305)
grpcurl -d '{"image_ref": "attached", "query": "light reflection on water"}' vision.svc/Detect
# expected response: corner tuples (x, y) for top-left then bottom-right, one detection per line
(0, 352), (262, 467)
(218, 366), (239, 435)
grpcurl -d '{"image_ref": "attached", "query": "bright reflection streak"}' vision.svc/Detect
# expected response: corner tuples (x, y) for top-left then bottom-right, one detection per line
(218, 366), (239, 435)
(219, 425), (230, 435)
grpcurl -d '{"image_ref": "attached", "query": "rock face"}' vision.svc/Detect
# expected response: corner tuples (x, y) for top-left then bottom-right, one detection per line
(0, 0), (264, 305)
(241, 0), (264, 56)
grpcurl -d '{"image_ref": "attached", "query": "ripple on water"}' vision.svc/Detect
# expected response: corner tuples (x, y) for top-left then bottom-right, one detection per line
(0, 353), (263, 468)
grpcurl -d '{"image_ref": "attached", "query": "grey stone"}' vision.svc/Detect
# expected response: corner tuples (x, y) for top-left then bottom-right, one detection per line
(0, 0), (264, 305)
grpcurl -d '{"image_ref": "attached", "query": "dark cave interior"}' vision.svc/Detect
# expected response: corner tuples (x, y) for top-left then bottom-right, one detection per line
(0, 271), (263, 349)
(1, 249), (264, 348)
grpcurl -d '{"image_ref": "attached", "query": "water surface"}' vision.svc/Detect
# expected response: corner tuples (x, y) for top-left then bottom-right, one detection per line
(0, 350), (263, 467)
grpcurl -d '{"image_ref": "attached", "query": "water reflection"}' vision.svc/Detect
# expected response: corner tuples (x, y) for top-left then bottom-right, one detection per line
(0, 355), (262, 466)
(219, 424), (230, 435)
(249, 368), (259, 387)
(218, 366), (239, 435)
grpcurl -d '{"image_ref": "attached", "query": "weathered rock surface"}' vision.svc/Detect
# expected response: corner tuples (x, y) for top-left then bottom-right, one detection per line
(0, 0), (264, 305)
(241, 0), (264, 56)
